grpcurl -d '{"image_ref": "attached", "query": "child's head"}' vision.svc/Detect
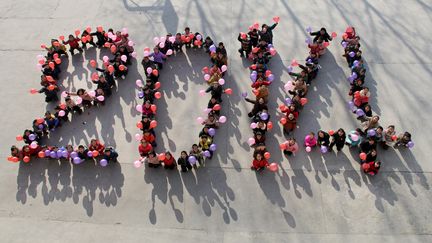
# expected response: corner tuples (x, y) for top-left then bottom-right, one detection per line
(288, 138), (296, 145)
(192, 144), (198, 151)
(376, 126), (383, 134)
(255, 153), (263, 160)
(318, 130), (325, 138)
(185, 27), (190, 33)
(368, 137), (375, 145)
(403, 132), (412, 141)
(140, 139), (148, 146)
(320, 27), (327, 34)
(90, 139), (97, 146)
(337, 128), (345, 136)
(149, 151), (156, 158)
(387, 125), (395, 133)
(371, 115), (380, 123)
(375, 161), (381, 168)
(309, 132), (315, 138)
(181, 151), (187, 158)
(77, 89), (85, 96)
(370, 149), (377, 157)
(10, 146), (19, 155)
(78, 145), (85, 152)
(165, 151), (172, 159)
(68, 35), (74, 40)
(104, 147), (111, 156)
(258, 97), (265, 104)
(153, 47), (159, 53)
(23, 145), (30, 153)
(200, 135), (208, 142)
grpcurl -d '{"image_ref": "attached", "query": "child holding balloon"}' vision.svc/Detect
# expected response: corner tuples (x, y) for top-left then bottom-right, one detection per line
(329, 129), (346, 151)
(251, 152), (268, 171)
(62, 34), (83, 55)
(177, 151), (192, 172)
(304, 132), (317, 148)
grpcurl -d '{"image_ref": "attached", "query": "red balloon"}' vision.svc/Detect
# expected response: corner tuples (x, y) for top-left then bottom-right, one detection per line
(16, 135), (23, 141)
(48, 85), (56, 91)
(264, 152), (271, 160)
(29, 89), (38, 94)
(38, 151), (45, 158)
(154, 92), (162, 99)
(23, 156), (30, 163)
(92, 150), (99, 157)
(154, 82), (161, 90)
(150, 104), (157, 112)
(265, 70), (272, 77)
(328, 130), (335, 136)
(280, 117), (287, 125)
(267, 121), (273, 130)
(300, 98), (308, 106)
(12, 157), (19, 163)
(268, 163), (278, 172)
(250, 64), (257, 70)
(152, 69), (159, 76)
(224, 88), (232, 95)
(90, 60), (97, 68)
(119, 65), (126, 71)
(48, 62), (55, 69)
(107, 65), (115, 73)
(279, 143), (287, 150)
(54, 58), (61, 64)
(158, 153), (166, 161)
(150, 120), (158, 128)
(213, 104), (221, 111)
(359, 152), (367, 161)
(7, 156), (13, 162)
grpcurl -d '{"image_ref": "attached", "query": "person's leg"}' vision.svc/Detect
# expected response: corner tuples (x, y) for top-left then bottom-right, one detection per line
(238, 48), (244, 57)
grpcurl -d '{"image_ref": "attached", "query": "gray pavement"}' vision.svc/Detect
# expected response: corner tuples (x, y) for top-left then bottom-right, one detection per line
(0, 0), (431, 242)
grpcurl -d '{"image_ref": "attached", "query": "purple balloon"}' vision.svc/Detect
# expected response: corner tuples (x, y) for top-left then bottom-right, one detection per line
(341, 41), (348, 48)
(267, 44), (273, 48)
(38, 124), (44, 129)
(73, 157), (82, 164)
(209, 45), (216, 52)
(44, 150), (51, 157)
(407, 141), (414, 148)
(268, 74), (274, 82)
(285, 97), (292, 105)
(320, 146), (328, 153)
(87, 151), (93, 157)
(70, 151), (78, 159)
(347, 76), (354, 83)
(138, 91), (144, 99)
(188, 156), (197, 165)
(50, 151), (57, 158)
(259, 112), (269, 121)
(29, 134), (36, 141)
(348, 101), (355, 109)
(306, 26), (312, 33)
(56, 150), (63, 157)
(251, 71), (257, 75)
(203, 150), (211, 158)
(353, 60), (359, 67)
(241, 92), (248, 98)
(250, 74), (257, 82)
(99, 159), (108, 167)
(367, 129), (376, 137)
(305, 37), (312, 45)
(355, 109), (365, 117)
(209, 144), (217, 152)
(351, 72), (358, 79)
(62, 150), (69, 158)
(349, 51), (355, 57)
(208, 128), (216, 136)
(287, 66), (293, 72)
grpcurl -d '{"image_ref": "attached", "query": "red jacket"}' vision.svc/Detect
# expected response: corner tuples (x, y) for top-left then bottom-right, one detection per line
(89, 141), (105, 154)
(251, 80), (271, 89)
(252, 158), (268, 170)
(22, 146), (42, 157)
(281, 107), (299, 119)
(362, 161), (380, 175)
(143, 134), (155, 143)
(138, 143), (153, 156)
(163, 156), (175, 166)
(64, 38), (80, 48)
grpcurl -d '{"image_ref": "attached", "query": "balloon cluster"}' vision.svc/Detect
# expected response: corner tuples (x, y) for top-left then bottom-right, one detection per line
(9, 26), (132, 164)
(242, 17), (281, 172)
(135, 27), (229, 169)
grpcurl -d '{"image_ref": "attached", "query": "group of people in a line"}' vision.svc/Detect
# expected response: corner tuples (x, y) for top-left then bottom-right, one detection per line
(9, 26), (133, 165)
(239, 18), (280, 171)
(137, 27), (229, 172)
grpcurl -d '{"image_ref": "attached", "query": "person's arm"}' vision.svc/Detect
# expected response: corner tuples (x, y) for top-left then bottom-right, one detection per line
(245, 98), (256, 104)
(205, 86), (212, 93)
(310, 31), (319, 36)
(96, 68), (105, 72)
(269, 23), (278, 30)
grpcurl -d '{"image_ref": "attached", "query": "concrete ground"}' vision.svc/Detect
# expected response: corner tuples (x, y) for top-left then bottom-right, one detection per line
(0, 0), (431, 242)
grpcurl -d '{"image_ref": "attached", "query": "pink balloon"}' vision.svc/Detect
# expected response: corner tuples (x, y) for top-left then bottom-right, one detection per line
(121, 55), (127, 62)
(131, 52), (137, 58)
(203, 108), (212, 114)
(168, 36), (176, 43)
(166, 49), (173, 56)
(135, 133), (142, 141)
(153, 37), (160, 45)
(61, 91), (68, 98)
(136, 105), (143, 112)
(97, 95), (105, 102)
(146, 67), (153, 74)
(247, 138), (256, 146)
(305, 146), (312, 152)
(103, 56), (109, 62)
(221, 65), (227, 72)
(58, 110), (66, 117)
(199, 89), (206, 96)
(76, 97), (83, 105)
(268, 163), (278, 172)
(30, 141), (38, 149)
(128, 40), (134, 47)
(218, 78), (225, 85)
(133, 160), (142, 168)
(136, 79), (143, 87)
(218, 116), (227, 123)
(197, 117), (204, 124)
(88, 90), (96, 97)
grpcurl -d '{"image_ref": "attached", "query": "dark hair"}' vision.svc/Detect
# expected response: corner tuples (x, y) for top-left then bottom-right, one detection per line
(185, 27), (190, 31)
(320, 27), (327, 33)
(78, 145), (84, 149)
(337, 128), (346, 135)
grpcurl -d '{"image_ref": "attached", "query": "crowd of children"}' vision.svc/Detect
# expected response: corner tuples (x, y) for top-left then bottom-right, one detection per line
(136, 27), (229, 172)
(9, 26), (134, 165)
(239, 17), (280, 172)
(277, 27), (335, 160)
(276, 26), (414, 176)
(341, 26), (413, 175)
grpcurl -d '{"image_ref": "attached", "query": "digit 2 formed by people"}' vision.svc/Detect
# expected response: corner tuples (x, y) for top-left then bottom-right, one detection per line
(9, 26), (132, 166)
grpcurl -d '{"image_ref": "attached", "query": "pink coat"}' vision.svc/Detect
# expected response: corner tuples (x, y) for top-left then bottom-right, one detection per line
(304, 135), (317, 147)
